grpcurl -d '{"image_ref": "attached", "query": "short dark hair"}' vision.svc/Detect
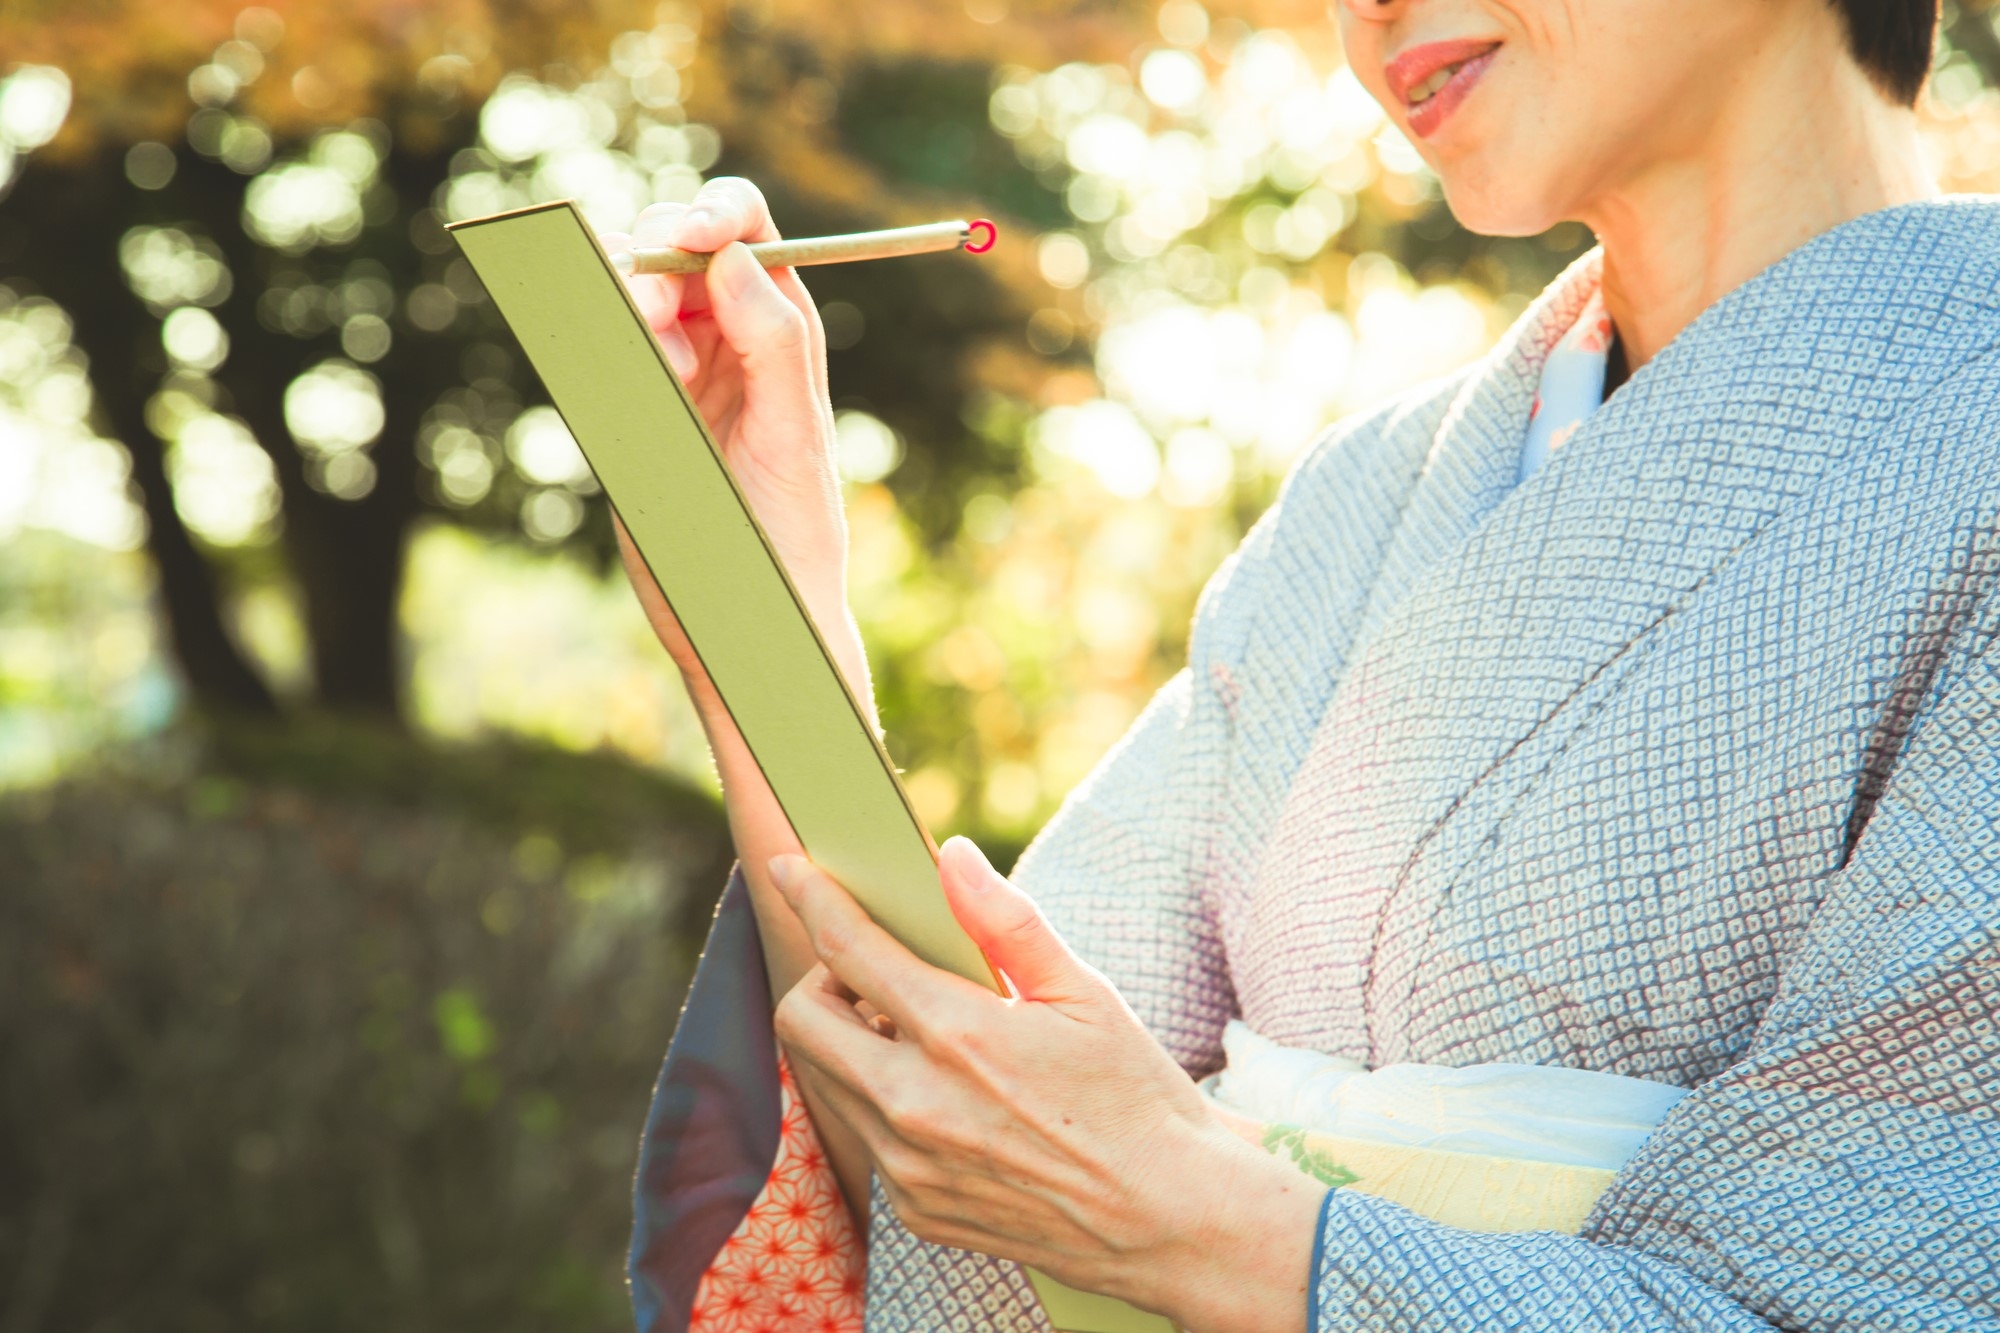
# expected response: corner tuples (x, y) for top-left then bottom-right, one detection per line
(1833, 0), (1940, 105)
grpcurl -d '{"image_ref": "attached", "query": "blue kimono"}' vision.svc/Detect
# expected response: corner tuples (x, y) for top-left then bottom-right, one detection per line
(634, 197), (2000, 1330)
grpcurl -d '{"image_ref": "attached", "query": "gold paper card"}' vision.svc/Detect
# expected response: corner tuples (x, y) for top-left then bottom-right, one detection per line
(448, 200), (995, 987)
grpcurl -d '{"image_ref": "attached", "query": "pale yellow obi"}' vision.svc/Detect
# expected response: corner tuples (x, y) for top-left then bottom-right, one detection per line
(1029, 1022), (1686, 1333)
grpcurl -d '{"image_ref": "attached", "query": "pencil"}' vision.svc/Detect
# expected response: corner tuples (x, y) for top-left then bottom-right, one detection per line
(612, 218), (998, 276)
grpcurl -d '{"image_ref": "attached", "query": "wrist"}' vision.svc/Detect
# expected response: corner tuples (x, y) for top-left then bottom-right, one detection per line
(1154, 1128), (1323, 1333)
(801, 598), (877, 728)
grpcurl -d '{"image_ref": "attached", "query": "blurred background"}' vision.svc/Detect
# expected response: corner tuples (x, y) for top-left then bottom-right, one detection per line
(4, 0), (2000, 1326)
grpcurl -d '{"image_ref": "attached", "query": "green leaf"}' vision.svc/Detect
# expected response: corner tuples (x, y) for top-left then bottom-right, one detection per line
(1260, 1123), (1360, 1190)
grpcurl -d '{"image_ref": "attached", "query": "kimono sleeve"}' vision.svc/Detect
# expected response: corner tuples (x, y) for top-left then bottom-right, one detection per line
(1007, 664), (1235, 1073)
(845, 564), (1274, 1333)
(1304, 607), (2000, 1331)
(854, 385), (1461, 1330)
(1010, 379), (1458, 1078)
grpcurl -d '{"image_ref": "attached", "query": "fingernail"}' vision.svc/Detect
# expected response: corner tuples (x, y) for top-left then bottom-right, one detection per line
(660, 325), (698, 379)
(768, 854), (806, 897)
(678, 207), (716, 238)
(943, 836), (997, 890)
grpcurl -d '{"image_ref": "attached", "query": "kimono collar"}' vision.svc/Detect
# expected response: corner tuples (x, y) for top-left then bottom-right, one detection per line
(1518, 291), (1613, 483)
(1356, 196), (2000, 648)
(1316, 200), (2000, 1040)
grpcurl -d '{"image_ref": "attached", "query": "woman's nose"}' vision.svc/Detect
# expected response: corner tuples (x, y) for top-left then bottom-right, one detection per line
(1338, 0), (1405, 18)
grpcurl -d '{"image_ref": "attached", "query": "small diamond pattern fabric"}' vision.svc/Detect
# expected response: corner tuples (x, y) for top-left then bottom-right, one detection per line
(847, 199), (2000, 1331)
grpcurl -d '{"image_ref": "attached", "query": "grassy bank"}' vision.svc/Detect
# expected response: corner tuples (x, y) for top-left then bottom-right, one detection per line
(0, 722), (732, 1332)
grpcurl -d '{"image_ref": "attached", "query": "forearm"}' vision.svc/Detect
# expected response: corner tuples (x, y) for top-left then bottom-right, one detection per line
(683, 608), (881, 1227)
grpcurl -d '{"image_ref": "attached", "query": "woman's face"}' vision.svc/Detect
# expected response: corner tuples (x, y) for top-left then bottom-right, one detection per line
(1335, 0), (1840, 236)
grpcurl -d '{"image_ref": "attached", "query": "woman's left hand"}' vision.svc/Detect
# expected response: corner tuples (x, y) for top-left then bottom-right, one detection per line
(768, 838), (1323, 1333)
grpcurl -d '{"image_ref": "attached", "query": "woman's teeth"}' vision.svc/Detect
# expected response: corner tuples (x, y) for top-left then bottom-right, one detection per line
(1409, 62), (1464, 106)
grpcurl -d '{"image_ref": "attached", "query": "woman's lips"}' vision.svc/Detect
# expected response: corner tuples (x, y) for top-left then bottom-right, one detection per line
(1386, 41), (1500, 140)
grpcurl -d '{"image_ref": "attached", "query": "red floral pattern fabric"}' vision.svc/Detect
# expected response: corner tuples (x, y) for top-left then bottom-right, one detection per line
(689, 1052), (866, 1332)
(1517, 289), (1612, 481)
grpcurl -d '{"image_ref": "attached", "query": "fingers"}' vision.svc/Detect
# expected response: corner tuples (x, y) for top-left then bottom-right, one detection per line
(668, 175), (784, 250)
(939, 837), (1098, 1005)
(628, 203), (694, 333)
(768, 854), (984, 1035)
(632, 200), (697, 248)
(775, 966), (900, 1135)
(853, 996), (900, 1039)
(657, 178), (829, 401)
(701, 243), (835, 460)
(602, 221), (700, 378)
(611, 180), (833, 436)
(708, 241), (813, 374)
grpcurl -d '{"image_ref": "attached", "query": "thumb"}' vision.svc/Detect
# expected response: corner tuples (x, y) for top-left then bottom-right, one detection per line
(707, 241), (817, 396)
(938, 837), (1093, 1004)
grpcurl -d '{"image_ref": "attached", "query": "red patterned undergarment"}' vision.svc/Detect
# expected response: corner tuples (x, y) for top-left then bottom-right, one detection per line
(689, 1052), (866, 1331)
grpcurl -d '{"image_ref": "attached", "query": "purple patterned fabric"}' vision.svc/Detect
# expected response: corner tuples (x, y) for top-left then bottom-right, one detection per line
(629, 869), (782, 1331)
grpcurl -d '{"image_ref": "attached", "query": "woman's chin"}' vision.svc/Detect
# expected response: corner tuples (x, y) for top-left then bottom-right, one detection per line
(1434, 176), (1570, 241)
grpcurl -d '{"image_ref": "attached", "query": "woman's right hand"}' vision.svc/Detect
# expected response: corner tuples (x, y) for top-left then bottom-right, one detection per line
(598, 177), (866, 712)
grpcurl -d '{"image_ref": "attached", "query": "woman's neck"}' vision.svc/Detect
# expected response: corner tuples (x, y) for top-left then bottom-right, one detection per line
(1581, 41), (1938, 374)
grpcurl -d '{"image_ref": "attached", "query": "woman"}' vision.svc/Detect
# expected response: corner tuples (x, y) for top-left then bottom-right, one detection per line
(612, 0), (2000, 1328)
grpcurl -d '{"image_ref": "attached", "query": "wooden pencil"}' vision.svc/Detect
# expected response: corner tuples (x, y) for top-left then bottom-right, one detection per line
(612, 219), (996, 276)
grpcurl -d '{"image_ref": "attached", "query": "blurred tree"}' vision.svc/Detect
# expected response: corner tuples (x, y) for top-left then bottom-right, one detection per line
(0, 0), (1161, 725)
(1950, 0), (2000, 74)
(0, 738), (734, 1331)
(5, 0), (1996, 751)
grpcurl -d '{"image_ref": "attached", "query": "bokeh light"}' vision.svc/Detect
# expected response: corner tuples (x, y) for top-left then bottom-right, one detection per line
(834, 410), (904, 485)
(242, 130), (380, 251)
(7, 0), (2000, 847)
(162, 306), (230, 372)
(166, 412), (282, 546)
(119, 226), (233, 312)
(0, 64), (71, 194)
(284, 359), (385, 499)
(505, 406), (593, 489)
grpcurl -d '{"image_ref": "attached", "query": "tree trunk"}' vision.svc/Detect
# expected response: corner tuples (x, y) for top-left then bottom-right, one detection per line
(215, 309), (415, 723)
(99, 358), (282, 718)
(172, 150), (435, 725)
(7, 159), (279, 718)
